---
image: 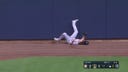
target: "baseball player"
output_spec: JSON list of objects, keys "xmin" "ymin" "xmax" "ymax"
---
[{"xmin": 54, "ymin": 19, "xmax": 89, "ymax": 45}]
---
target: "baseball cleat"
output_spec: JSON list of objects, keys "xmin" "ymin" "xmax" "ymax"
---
[{"xmin": 54, "ymin": 37, "xmax": 59, "ymax": 41}]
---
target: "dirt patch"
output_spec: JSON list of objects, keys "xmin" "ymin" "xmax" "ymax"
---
[{"xmin": 0, "ymin": 40, "xmax": 128, "ymax": 60}]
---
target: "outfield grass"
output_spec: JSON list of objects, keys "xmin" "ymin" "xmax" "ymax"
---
[{"xmin": 0, "ymin": 56, "xmax": 127, "ymax": 72}]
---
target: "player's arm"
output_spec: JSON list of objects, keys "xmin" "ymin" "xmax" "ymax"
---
[{"xmin": 79, "ymin": 35, "xmax": 86, "ymax": 42}]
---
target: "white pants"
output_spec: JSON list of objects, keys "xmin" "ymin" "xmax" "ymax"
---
[{"xmin": 57, "ymin": 20, "xmax": 78, "ymax": 44}]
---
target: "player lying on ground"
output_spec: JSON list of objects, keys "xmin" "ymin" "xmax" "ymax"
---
[{"xmin": 54, "ymin": 19, "xmax": 89, "ymax": 45}]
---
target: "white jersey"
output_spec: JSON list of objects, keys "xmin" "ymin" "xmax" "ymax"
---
[
  {"xmin": 72, "ymin": 39, "xmax": 80, "ymax": 45},
  {"xmin": 67, "ymin": 38, "xmax": 80, "ymax": 45}
]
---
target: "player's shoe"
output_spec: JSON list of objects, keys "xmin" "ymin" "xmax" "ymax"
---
[
  {"xmin": 72, "ymin": 19, "xmax": 79, "ymax": 23},
  {"xmin": 54, "ymin": 37, "xmax": 60, "ymax": 41}
]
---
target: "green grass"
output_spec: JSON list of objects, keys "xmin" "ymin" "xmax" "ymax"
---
[{"xmin": 0, "ymin": 56, "xmax": 127, "ymax": 72}]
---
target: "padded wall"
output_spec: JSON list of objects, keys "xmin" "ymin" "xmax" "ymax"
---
[{"xmin": 0, "ymin": 0, "xmax": 128, "ymax": 39}]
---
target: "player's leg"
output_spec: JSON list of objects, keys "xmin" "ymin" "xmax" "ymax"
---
[
  {"xmin": 54, "ymin": 32, "xmax": 71, "ymax": 41},
  {"xmin": 70, "ymin": 19, "xmax": 79, "ymax": 38}
]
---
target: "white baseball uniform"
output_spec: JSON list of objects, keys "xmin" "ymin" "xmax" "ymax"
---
[{"xmin": 54, "ymin": 19, "xmax": 80, "ymax": 45}]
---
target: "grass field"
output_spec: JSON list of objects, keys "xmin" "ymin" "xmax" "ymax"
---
[{"xmin": 0, "ymin": 56, "xmax": 127, "ymax": 72}]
